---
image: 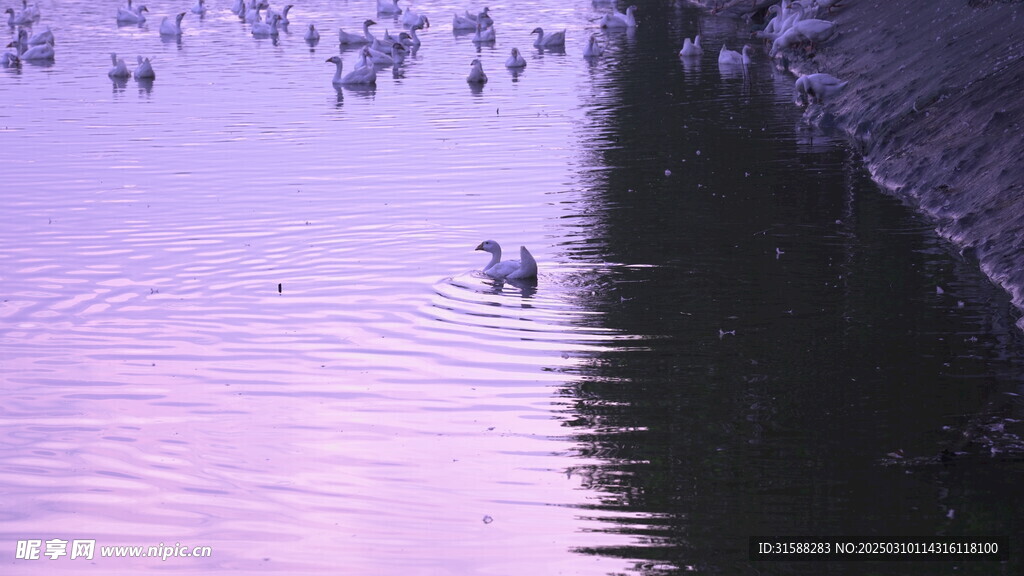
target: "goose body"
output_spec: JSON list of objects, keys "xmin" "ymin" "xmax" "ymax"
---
[
  {"xmin": 452, "ymin": 12, "xmax": 476, "ymax": 31},
  {"xmin": 266, "ymin": 4, "xmax": 292, "ymax": 25},
  {"xmin": 27, "ymin": 26, "xmax": 54, "ymax": 46},
  {"xmin": 795, "ymin": 73, "xmax": 847, "ymax": 105},
  {"xmin": 339, "ymin": 19, "xmax": 376, "ymax": 44},
  {"xmin": 251, "ymin": 14, "xmax": 281, "ymax": 37},
  {"xmin": 718, "ymin": 44, "xmax": 751, "ymax": 65},
  {"xmin": 107, "ymin": 52, "xmax": 130, "ymax": 78},
  {"xmin": 116, "ymin": 4, "xmax": 147, "ymax": 24},
  {"xmin": 466, "ymin": 58, "xmax": 487, "ymax": 83},
  {"xmin": 327, "ymin": 53, "xmax": 376, "ymax": 85},
  {"xmin": 304, "ymin": 24, "xmax": 320, "ymax": 43},
  {"xmin": 679, "ymin": 35, "xmax": 702, "ymax": 57},
  {"xmin": 472, "ymin": 21, "xmax": 495, "ymax": 43},
  {"xmin": 531, "ymin": 27, "xmax": 565, "ymax": 48},
  {"xmin": 134, "ymin": 55, "xmax": 155, "ymax": 79},
  {"xmin": 583, "ymin": 34, "xmax": 604, "ymax": 57},
  {"xmin": 377, "ymin": 0, "xmax": 401, "ymax": 15},
  {"xmin": 505, "ymin": 47, "xmax": 526, "ymax": 68},
  {"xmin": 476, "ymin": 240, "xmax": 538, "ymax": 280},
  {"xmin": 401, "ymin": 7, "xmax": 428, "ymax": 28},
  {"xmin": 191, "ymin": 0, "xmax": 206, "ymax": 15},
  {"xmin": 4, "ymin": 7, "xmax": 34, "ymax": 26},
  {"xmin": 160, "ymin": 12, "xmax": 185, "ymax": 36},
  {"xmin": 19, "ymin": 39, "xmax": 54, "ymax": 61},
  {"xmin": 364, "ymin": 42, "xmax": 404, "ymax": 66},
  {"xmin": 600, "ymin": 5, "xmax": 636, "ymax": 28}
]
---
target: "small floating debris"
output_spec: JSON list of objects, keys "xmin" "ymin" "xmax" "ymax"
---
[
  {"xmin": 482, "ymin": 515, "xmax": 493, "ymax": 524},
  {"xmin": 936, "ymin": 285, "xmax": 944, "ymax": 295},
  {"xmin": 665, "ymin": 169, "xmax": 672, "ymax": 176},
  {"xmin": 718, "ymin": 329, "xmax": 735, "ymax": 339},
  {"xmin": 278, "ymin": 283, "xmax": 283, "ymax": 294}
]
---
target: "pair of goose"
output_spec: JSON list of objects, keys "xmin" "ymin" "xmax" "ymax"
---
[
  {"xmin": 106, "ymin": 54, "xmax": 154, "ymax": 80},
  {"xmin": 452, "ymin": 7, "xmax": 491, "ymax": 31},
  {"xmin": 4, "ymin": 0, "xmax": 39, "ymax": 26},
  {"xmin": 5, "ymin": 27, "xmax": 54, "ymax": 62}
]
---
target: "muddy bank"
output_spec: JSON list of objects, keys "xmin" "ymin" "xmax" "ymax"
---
[{"xmin": 700, "ymin": 0, "xmax": 1024, "ymax": 326}]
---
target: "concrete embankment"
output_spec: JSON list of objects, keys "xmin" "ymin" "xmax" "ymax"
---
[{"xmin": 702, "ymin": 0, "xmax": 1024, "ymax": 326}]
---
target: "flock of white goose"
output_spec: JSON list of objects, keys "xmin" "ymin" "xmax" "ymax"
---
[{"xmin": 4, "ymin": 0, "xmax": 848, "ymax": 102}]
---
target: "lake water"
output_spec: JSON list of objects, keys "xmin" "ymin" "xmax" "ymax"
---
[{"xmin": 2, "ymin": 0, "xmax": 1023, "ymax": 574}]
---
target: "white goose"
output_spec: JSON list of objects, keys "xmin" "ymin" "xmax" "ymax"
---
[
  {"xmin": 363, "ymin": 42, "xmax": 404, "ymax": 66},
  {"xmin": 377, "ymin": 0, "xmax": 401, "ymax": 15},
  {"xmin": 3, "ymin": 6, "xmax": 33, "ymax": 26},
  {"xmin": 251, "ymin": 14, "xmax": 281, "ymax": 37},
  {"xmin": 1, "ymin": 45, "xmax": 18, "ymax": 67},
  {"xmin": 326, "ymin": 53, "xmax": 376, "ymax": 85},
  {"xmin": 107, "ymin": 52, "xmax": 130, "ymax": 78},
  {"xmin": 191, "ymin": 0, "xmax": 206, "ymax": 15},
  {"xmin": 679, "ymin": 35, "xmax": 702, "ymax": 57},
  {"xmin": 505, "ymin": 47, "xmax": 526, "ymax": 68},
  {"xmin": 452, "ymin": 12, "xmax": 476, "ymax": 31},
  {"xmin": 19, "ymin": 0, "xmax": 40, "ymax": 21},
  {"xmin": 134, "ymin": 55, "xmax": 155, "ymax": 79},
  {"xmin": 304, "ymin": 24, "xmax": 320, "ymax": 43},
  {"xmin": 600, "ymin": 5, "xmax": 636, "ymax": 29},
  {"xmin": 27, "ymin": 26, "xmax": 54, "ymax": 46},
  {"xmin": 718, "ymin": 44, "xmax": 751, "ymax": 65},
  {"xmin": 531, "ymin": 27, "xmax": 565, "ymax": 48},
  {"xmin": 467, "ymin": 7, "xmax": 492, "ymax": 27},
  {"xmin": 795, "ymin": 73, "xmax": 847, "ymax": 105},
  {"xmin": 266, "ymin": 4, "xmax": 293, "ymax": 25},
  {"xmin": 16, "ymin": 31, "xmax": 53, "ymax": 61},
  {"xmin": 338, "ymin": 19, "xmax": 376, "ymax": 44},
  {"xmin": 583, "ymin": 34, "xmax": 604, "ymax": 57},
  {"xmin": 406, "ymin": 23, "xmax": 424, "ymax": 47},
  {"xmin": 476, "ymin": 241, "xmax": 538, "ymax": 280},
  {"xmin": 160, "ymin": 12, "xmax": 186, "ymax": 36},
  {"xmin": 466, "ymin": 58, "xmax": 487, "ymax": 83},
  {"xmin": 472, "ymin": 21, "xmax": 495, "ymax": 43},
  {"xmin": 401, "ymin": 6, "xmax": 428, "ymax": 28},
  {"xmin": 116, "ymin": 4, "xmax": 147, "ymax": 24}
]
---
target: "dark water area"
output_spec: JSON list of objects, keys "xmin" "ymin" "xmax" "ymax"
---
[{"xmin": 556, "ymin": 5, "xmax": 1024, "ymax": 574}]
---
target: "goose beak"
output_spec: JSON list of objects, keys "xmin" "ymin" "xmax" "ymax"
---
[{"xmin": 475, "ymin": 243, "xmax": 485, "ymax": 251}]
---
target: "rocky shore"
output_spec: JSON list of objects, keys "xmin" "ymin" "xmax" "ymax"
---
[{"xmin": 700, "ymin": 0, "xmax": 1024, "ymax": 327}]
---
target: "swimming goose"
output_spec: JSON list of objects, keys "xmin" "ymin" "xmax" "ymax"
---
[
  {"xmin": 107, "ymin": 52, "xmax": 130, "ymax": 78},
  {"xmin": 406, "ymin": 23, "xmax": 424, "ymax": 47},
  {"xmin": 472, "ymin": 21, "xmax": 495, "ymax": 43},
  {"xmin": 16, "ymin": 32, "xmax": 53, "ymax": 61},
  {"xmin": 304, "ymin": 24, "xmax": 320, "ymax": 43},
  {"xmin": 363, "ymin": 42, "xmax": 404, "ymax": 66},
  {"xmin": 476, "ymin": 241, "xmax": 538, "ymax": 280},
  {"xmin": 452, "ymin": 12, "xmax": 476, "ymax": 31},
  {"xmin": 600, "ymin": 5, "xmax": 636, "ymax": 29},
  {"xmin": 1, "ymin": 46, "xmax": 18, "ymax": 67},
  {"xmin": 134, "ymin": 55, "xmax": 155, "ymax": 79},
  {"xmin": 266, "ymin": 4, "xmax": 292, "ymax": 25},
  {"xmin": 505, "ymin": 47, "xmax": 526, "ymax": 68},
  {"xmin": 794, "ymin": 73, "xmax": 847, "ymax": 105},
  {"xmin": 466, "ymin": 58, "xmax": 487, "ymax": 83},
  {"xmin": 531, "ymin": 27, "xmax": 565, "ymax": 48},
  {"xmin": 401, "ymin": 6, "xmax": 428, "ymax": 28},
  {"xmin": 191, "ymin": 0, "xmax": 206, "ymax": 15},
  {"xmin": 377, "ymin": 0, "xmax": 401, "ymax": 15},
  {"xmin": 338, "ymin": 19, "xmax": 376, "ymax": 44},
  {"xmin": 160, "ymin": 12, "xmax": 186, "ymax": 36},
  {"xmin": 380, "ymin": 29, "xmax": 411, "ymax": 48},
  {"xmin": 718, "ymin": 44, "xmax": 751, "ymax": 65},
  {"xmin": 467, "ymin": 7, "xmax": 492, "ymax": 27},
  {"xmin": 583, "ymin": 34, "xmax": 604, "ymax": 57},
  {"xmin": 326, "ymin": 53, "xmax": 376, "ymax": 85},
  {"xmin": 679, "ymin": 35, "xmax": 702, "ymax": 57},
  {"xmin": 251, "ymin": 13, "xmax": 281, "ymax": 37},
  {"xmin": 27, "ymin": 26, "xmax": 54, "ymax": 46},
  {"xmin": 20, "ymin": 0, "xmax": 40, "ymax": 21},
  {"xmin": 116, "ymin": 4, "xmax": 147, "ymax": 24},
  {"xmin": 3, "ymin": 8, "xmax": 29, "ymax": 26}
]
